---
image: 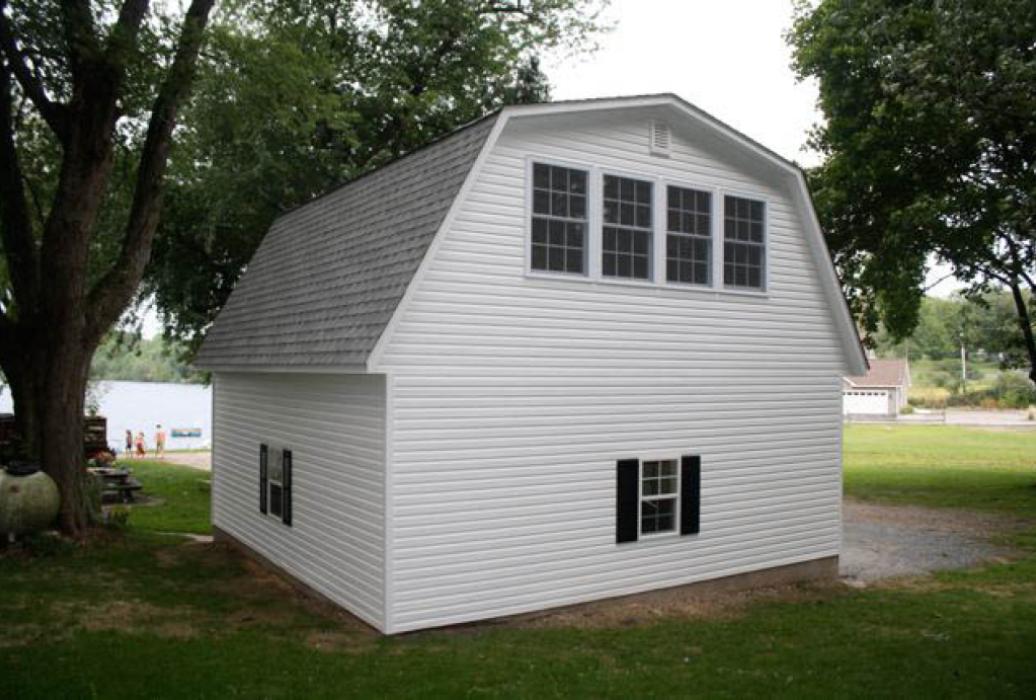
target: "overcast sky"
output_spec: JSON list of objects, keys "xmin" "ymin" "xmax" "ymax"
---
[
  {"xmin": 140, "ymin": 1, "xmax": 954, "ymax": 339},
  {"xmin": 545, "ymin": 0, "xmax": 822, "ymax": 167},
  {"xmin": 545, "ymin": 0, "xmax": 960, "ymax": 297}
]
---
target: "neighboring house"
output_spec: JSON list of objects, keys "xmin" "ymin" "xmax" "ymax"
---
[
  {"xmin": 195, "ymin": 94, "xmax": 867, "ymax": 634},
  {"xmin": 842, "ymin": 358, "xmax": 911, "ymax": 417}
]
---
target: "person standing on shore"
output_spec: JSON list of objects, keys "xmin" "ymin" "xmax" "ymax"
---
[
  {"xmin": 125, "ymin": 430, "xmax": 133, "ymax": 458},
  {"xmin": 135, "ymin": 431, "xmax": 146, "ymax": 458},
  {"xmin": 154, "ymin": 425, "xmax": 167, "ymax": 459}
]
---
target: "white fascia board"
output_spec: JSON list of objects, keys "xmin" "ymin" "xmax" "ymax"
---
[
  {"xmin": 198, "ymin": 363, "xmax": 369, "ymax": 375},
  {"xmin": 791, "ymin": 170, "xmax": 868, "ymax": 376}
]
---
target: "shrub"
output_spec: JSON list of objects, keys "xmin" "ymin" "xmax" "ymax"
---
[
  {"xmin": 104, "ymin": 506, "xmax": 131, "ymax": 531},
  {"xmin": 899, "ymin": 404, "xmax": 914, "ymax": 415},
  {"xmin": 993, "ymin": 372, "xmax": 1036, "ymax": 409}
]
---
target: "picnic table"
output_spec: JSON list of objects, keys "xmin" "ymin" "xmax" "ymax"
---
[{"xmin": 89, "ymin": 466, "xmax": 143, "ymax": 503}]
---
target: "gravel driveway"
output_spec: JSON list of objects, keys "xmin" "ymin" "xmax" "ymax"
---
[{"xmin": 841, "ymin": 499, "xmax": 1020, "ymax": 583}]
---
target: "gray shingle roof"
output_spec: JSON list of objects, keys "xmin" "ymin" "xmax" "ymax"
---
[
  {"xmin": 195, "ymin": 114, "xmax": 498, "ymax": 369},
  {"xmin": 845, "ymin": 358, "xmax": 910, "ymax": 388}
]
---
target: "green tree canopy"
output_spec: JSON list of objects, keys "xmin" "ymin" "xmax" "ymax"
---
[
  {"xmin": 145, "ymin": 0, "xmax": 607, "ymax": 353},
  {"xmin": 789, "ymin": 0, "xmax": 1036, "ymax": 383}
]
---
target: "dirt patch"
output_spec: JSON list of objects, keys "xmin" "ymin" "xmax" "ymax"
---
[
  {"xmin": 164, "ymin": 452, "xmax": 211, "ymax": 470},
  {"xmin": 446, "ymin": 501, "xmax": 1031, "ymax": 633},
  {"xmin": 50, "ymin": 599, "xmax": 200, "ymax": 640},
  {"xmin": 455, "ymin": 578, "xmax": 845, "ymax": 634},
  {"xmin": 304, "ymin": 630, "xmax": 373, "ymax": 653},
  {"xmin": 841, "ymin": 499, "xmax": 1027, "ymax": 584}
]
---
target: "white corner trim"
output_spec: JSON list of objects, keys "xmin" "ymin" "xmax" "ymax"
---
[
  {"xmin": 791, "ymin": 170, "xmax": 868, "ymax": 376},
  {"xmin": 366, "ymin": 114, "xmax": 510, "ymax": 371},
  {"xmin": 382, "ymin": 370, "xmax": 395, "ymax": 633}
]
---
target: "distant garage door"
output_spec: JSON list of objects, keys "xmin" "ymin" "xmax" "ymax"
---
[{"xmin": 843, "ymin": 390, "xmax": 890, "ymax": 415}]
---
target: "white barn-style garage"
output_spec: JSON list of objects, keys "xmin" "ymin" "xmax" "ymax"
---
[
  {"xmin": 195, "ymin": 94, "xmax": 867, "ymax": 634},
  {"xmin": 842, "ymin": 358, "xmax": 911, "ymax": 418}
]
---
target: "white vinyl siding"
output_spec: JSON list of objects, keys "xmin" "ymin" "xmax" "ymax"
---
[
  {"xmin": 212, "ymin": 372, "xmax": 385, "ymax": 628},
  {"xmin": 375, "ymin": 108, "xmax": 847, "ymax": 633}
]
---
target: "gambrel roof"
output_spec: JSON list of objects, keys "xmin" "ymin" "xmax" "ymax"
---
[
  {"xmin": 194, "ymin": 114, "xmax": 498, "ymax": 369},
  {"xmin": 196, "ymin": 94, "xmax": 867, "ymax": 375}
]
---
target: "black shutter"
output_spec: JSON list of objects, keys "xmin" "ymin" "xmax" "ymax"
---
[
  {"xmin": 680, "ymin": 455, "xmax": 701, "ymax": 535},
  {"xmin": 616, "ymin": 458, "xmax": 639, "ymax": 543},
  {"xmin": 281, "ymin": 449, "xmax": 292, "ymax": 526},
  {"xmin": 259, "ymin": 444, "xmax": 268, "ymax": 514}
]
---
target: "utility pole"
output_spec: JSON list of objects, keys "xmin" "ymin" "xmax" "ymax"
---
[
  {"xmin": 959, "ymin": 302, "xmax": 968, "ymax": 395},
  {"xmin": 960, "ymin": 332, "xmax": 967, "ymax": 394}
]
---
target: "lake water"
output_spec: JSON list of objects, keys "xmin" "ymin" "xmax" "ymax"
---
[{"xmin": 0, "ymin": 380, "xmax": 212, "ymax": 451}]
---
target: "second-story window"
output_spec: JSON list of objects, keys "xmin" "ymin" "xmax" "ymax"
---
[
  {"xmin": 723, "ymin": 195, "xmax": 765, "ymax": 289},
  {"xmin": 666, "ymin": 186, "xmax": 712, "ymax": 285},
  {"xmin": 603, "ymin": 175, "xmax": 653, "ymax": 280},
  {"xmin": 531, "ymin": 163, "xmax": 588, "ymax": 274}
]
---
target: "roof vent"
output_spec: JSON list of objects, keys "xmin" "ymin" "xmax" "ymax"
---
[{"xmin": 649, "ymin": 120, "xmax": 671, "ymax": 157}]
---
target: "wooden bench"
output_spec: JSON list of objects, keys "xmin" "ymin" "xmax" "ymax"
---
[
  {"xmin": 90, "ymin": 467, "xmax": 144, "ymax": 503},
  {"xmin": 103, "ymin": 479, "xmax": 143, "ymax": 503}
]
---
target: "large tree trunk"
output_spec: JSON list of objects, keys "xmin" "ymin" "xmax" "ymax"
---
[
  {"xmin": 0, "ymin": 0, "xmax": 216, "ymax": 536},
  {"xmin": 1008, "ymin": 282, "xmax": 1036, "ymax": 386},
  {"xmin": 8, "ymin": 362, "xmax": 41, "ymax": 458},
  {"xmin": 39, "ymin": 341, "xmax": 95, "ymax": 533},
  {"xmin": 0, "ymin": 333, "xmax": 43, "ymax": 458}
]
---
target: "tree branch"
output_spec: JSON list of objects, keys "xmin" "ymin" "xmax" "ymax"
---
[
  {"xmin": 60, "ymin": 0, "xmax": 100, "ymax": 86},
  {"xmin": 104, "ymin": 0, "xmax": 150, "ymax": 71},
  {"xmin": 0, "ymin": 1, "xmax": 68, "ymax": 139},
  {"xmin": 0, "ymin": 60, "xmax": 39, "ymax": 314},
  {"xmin": 85, "ymin": 0, "xmax": 215, "ymax": 343}
]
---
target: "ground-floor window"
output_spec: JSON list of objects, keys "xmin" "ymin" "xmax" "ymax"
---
[
  {"xmin": 640, "ymin": 459, "xmax": 679, "ymax": 535},
  {"xmin": 617, "ymin": 455, "xmax": 700, "ymax": 543}
]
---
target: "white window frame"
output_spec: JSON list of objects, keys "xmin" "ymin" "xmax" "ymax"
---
[
  {"xmin": 524, "ymin": 157, "xmax": 592, "ymax": 278},
  {"xmin": 600, "ymin": 169, "xmax": 656, "ymax": 282},
  {"xmin": 523, "ymin": 155, "xmax": 770, "ymax": 297},
  {"xmin": 721, "ymin": 192, "xmax": 769, "ymax": 292},
  {"xmin": 638, "ymin": 457, "xmax": 681, "ymax": 538},
  {"xmin": 266, "ymin": 446, "xmax": 284, "ymax": 520},
  {"xmin": 663, "ymin": 181, "xmax": 718, "ymax": 289}
]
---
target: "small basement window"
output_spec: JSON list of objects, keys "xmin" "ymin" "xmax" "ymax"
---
[
  {"xmin": 531, "ymin": 162, "xmax": 588, "ymax": 274},
  {"xmin": 723, "ymin": 195, "xmax": 765, "ymax": 289},
  {"xmin": 603, "ymin": 174, "xmax": 653, "ymax": 280},
  {"xmin": 641, "ymin": 459, "xmax": 679, "ymax": 535},
  {"xmin": 268, "ymin": 447, "xmax": 284, "ymax": 518}
]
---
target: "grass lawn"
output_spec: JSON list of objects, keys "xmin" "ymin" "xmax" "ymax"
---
[
  {"xmin": 116, "ymin": 460, "xmax": 212, "ymax": 535},
  {"xmin": 2, "ymin": 427, "xmax": 1035, "ymax": 698}
]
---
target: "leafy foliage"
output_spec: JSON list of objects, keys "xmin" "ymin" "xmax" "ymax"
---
[
  {"xmin": 875, "ymin": 292, "xmax": 1033, "ymax": 368},
  {"xmin": 90, "ymin": 334, "xmax": 206, "ymax": 384},
  {"xmin": 146, "ymin": 0, "xmax": 608, "ymax": 353},
  {"xmin": 788, "ymin": 0, "xmax": 1036, "ymax": 381}
]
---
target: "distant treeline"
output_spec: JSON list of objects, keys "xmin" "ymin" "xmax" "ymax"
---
[
  {"xmin": 874, "ymin": 291, "xmax": 1030, "ymax": 368},
  {"xmin": 90, "ymin": 335, "xmax": 206, "ymax": 384}
]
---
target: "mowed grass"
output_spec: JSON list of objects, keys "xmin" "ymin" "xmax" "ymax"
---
[
  {"xmin": 1, "ymin": 427, "xmax": 1035, "ymax": 698},
  {"xmin": 844, "ymin": 425, "xmax": 1036, "ymax": 518},
  {"xmin": 119, "ymin": 459, "xmax": 212, "ymax": 535}
]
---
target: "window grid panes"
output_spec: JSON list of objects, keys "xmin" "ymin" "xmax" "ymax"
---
[
  {"xmin": 666, "ymin": 186, "xmax": 712, "ymax": 285},
  {"xmin": 268, "ymin": 448, "xmax": 284, "ymax": 517},
  {"xmin": 531, "ymin": 163, "xmax": 588, "ymax": 274},
  {"xmin": 723, "ymin": 195, "xmax": 765, "ymax": 289},
  {"xmin": 641, "ymin": 459, "xmax": 678, "ymax": 534},
  {"xmin": 603, "ymin": 175, "xmax": 653, "ymax": 280}
]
